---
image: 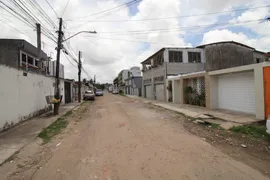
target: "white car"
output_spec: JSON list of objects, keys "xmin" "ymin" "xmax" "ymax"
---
[{"xmin": 112, "ymin": 89, "xmax": 119, "ymax": 94}]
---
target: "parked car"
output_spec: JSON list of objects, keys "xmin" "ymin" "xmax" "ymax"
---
[
  {"xmin": 83, "ymin": 90, "xmax": 95, "ymax": 101},
  {"xmin": 95, "ymin": 89, "xmax": 103, "ymax": 96},
  {"xmin": 112, "ymin": 89, "xmax": 119, "ymax": 94}
]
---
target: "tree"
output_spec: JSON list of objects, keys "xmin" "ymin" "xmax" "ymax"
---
[
  {"xmin": 82, "ymin": 78, "xmax": 87, "ymax": 84},
  {"xmin": 89, "ymin": 79, "xmax": 93, "ymax": 84}
]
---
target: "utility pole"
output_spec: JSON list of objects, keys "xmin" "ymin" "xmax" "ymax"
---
[
  {"xmin": 54, "ymin": 18, "xmax": 63, "ymax": 115},
  {"xmin": 78, "ymin": 51, "xmax": 82, "ymax": 103},
  {"xmin": 36, "ymin": 23, "xmax": 42, "ymax": 69}
]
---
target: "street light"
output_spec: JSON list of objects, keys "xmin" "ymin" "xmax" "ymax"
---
[{"xmin": 63, "ymin": 31, "xmax": 97, "ymax": 42}]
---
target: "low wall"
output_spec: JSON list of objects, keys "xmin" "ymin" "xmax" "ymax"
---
[{"xmin": 0, "ymin": 65, "xmax": 65, "ymax": 131}]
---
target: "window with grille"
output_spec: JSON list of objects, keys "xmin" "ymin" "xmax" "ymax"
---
[
  {"xmin": 169, "ymin": 51, "xmax": 183, "ymax": 62},
  {"xmin": 188, "ymin": 52, "xmax": 201, "ymax": 63},
  {"xmin": 22, "ymin": 53, "xmax": 27, "ymax": 63},
  {"xmin": 28, "ymin": 56, "xmax": 35, "ymax": 65}
]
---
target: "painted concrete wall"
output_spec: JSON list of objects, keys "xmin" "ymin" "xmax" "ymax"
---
[
  {"xmin": 0, "ymin": 65, "xmax": 65, "ymax": 131},
  {"xmin": 122, "ymin": 70, "xmax": 129, "ymax": 82},
  {"xmin": 208, "ymin": 63, "xmax": 268, "ymax": 119},
  {"xmin": 166, "ymin": 63, "xmax": 205, "ymax": 75},
  {"xmin": 172, "ymin": 80, "xmax": 181, "ymax": 103},
  {"xmin": 130, "ymin": 66, "xmax": 141, "ymax": 77}
]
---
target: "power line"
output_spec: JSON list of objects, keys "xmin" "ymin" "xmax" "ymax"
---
[
  {"xmin": 44, "ymin": 0, "xmax": 58, "ymax": 18},
  {"xmin": 61, "ymin": 0, "xmax": 70, "ymax": 17},
  {"xmin": 86, "ymin": 36, "xmax": 184, "ymax": 46},
  {"xmin": 63, "ymin": 51, "xmax": 77, "ymax": 67},
  {"xmin": 28, "ymin": 0, "xmax": 57, "ymax": 28},
  {"xmin": 4, "ymin": 0, "xmax": 58, "ymax": 43},
  {"xmin": 0, "ymin": 18, "xmax": 31, "ymax": 36},
  {"xmin": 92, "ymin": 18, "xmax": 266, "ymax": 36},
  {"xmin": 69, "ymin": 4, "xmax": 270, "ymax": 23},
  {"xmin": 0, "ymin": 2, "xmax": 35, "ymax": 28},
  {"xmin": 66, "ymin": 0, "xmax": 141, "ymax": 21}
]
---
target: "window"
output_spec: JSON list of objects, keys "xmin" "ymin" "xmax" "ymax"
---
[
  {"xmin": 27, "ymin": 56, "xmax": 34, "ymax": 65},
  {"xmin": 35, "ymin": 59, "xmax": 39, "ymax": 67},
  {"xmin": 169, "ymin": 51, "xmax": 182, "ymax": 62},
  {"xmin": 188, "ymin": 52, "xmax": 201, "ymax": 63},
  {"xmin": 256, "ymin": 58, "xmax": 260, "ymax": 63},
  {"xmin": 22, "ymin": 53, "xmax": 27, "ymax": 63}
]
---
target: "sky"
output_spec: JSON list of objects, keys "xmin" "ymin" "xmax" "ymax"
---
[{"xmin": 0, "ymin": 0, "xmax": 270, "ymax": 83}]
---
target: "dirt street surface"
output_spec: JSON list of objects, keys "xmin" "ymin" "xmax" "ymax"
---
[{"xmin": 1, "ymin": 93, "xmax": 269, "ymax": 180}]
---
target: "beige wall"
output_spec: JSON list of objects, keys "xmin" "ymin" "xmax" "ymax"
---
[
  {"xmin": 254, "ymin": 65, "xmax": 265, "ymax": 119},
  {"xmin": 208, "ymin": 63, "xmax": 267, "ymax": 119},
  {"xmin": 167, "ymin": 63, "xmax": 268, "ymax": 119}
]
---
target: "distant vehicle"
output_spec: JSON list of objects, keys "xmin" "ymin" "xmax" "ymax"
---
[
  {"xmin": 112, "ymin": 89, "xmax": 119, "ymax": 94},
  {"xmin": 109, "ymin": 86, "xmax": 113, "ymax": 92},
  {"xmin": 83, "ymin": 90, "xmax": 95, "ymax": 101},
  {"xmin": 95, "ymin": 89, "xmax": 103, "ymax": 96}
]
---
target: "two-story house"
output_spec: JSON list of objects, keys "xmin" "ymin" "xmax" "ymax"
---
[
  {"xmin": 124, "ymin": 66, "xmax": 142, "ymax": 96},
  {"xmin": 141, "ymin": 47, "xmax": 205, "ymax": 101},
  {"xmin": 165, "ymin": 41, "xmax": 268, "ymax": 120},
  {"xmin": 118, "ymin": 69, "xmax": 129, "ymax": 92}
]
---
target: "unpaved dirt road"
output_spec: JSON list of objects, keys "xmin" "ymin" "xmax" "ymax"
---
[{"xmin": 3, "ymin": 93, "xmax": 270, "ymax": 180}]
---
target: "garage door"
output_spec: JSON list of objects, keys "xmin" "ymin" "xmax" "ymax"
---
[
  {"xmin": 217, "ymin": 71, "xmax": 255, "ymax": 114},
  {"xmin": 155, "ymin": 84, "xmax": 164, "ymax": 101},
  {"xmin": 145, "ymin": 85, "xmax": 152, "ymax": 99}
]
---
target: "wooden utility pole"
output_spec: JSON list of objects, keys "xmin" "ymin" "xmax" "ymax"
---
[
  {"xmin": 54, "ymin": 18, "xmax": 63, "ymax": 115},
  {"xmin": 78, "ymin": 51, "xmax": 82, "ymax": 103},
  {"xmin": 36, "ymin": 23, "xmax": 42, "ymax": 69}
]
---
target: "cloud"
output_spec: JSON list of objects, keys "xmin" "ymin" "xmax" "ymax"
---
[
  {"xmin": 0, "ymin": 0, "xmax": 270, "ymax": 83},
  {"xmin": 202, "ymin": 29, "xmax": 270, "ymax": 51}
]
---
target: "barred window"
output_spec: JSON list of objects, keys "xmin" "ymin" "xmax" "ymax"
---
[
  {"xmin": 188, "ymin": 52, "xmax": 201, "ymax": 63},
  {"xmin": 169, "ymin": 51, "xmax": 183, "ymax": 62}
]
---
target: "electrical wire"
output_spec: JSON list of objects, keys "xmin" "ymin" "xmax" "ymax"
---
[
  {"xmin": 0, "ymin": 2, "xmax": 35, "ymax": 28},
  {"xmin": 66, "ymin": 0, "xmax": 141, "ymax": 21},
  {"xmin": 82, "ymin": 67, "xmax": 91, "ymax": 79},
  {"xmin": 0, "ymin": 18, "xmax": 32, "ymax": 36},
  {"xmin": 61, "ymin": 0, "xmax": 71, "ymax": 17},
  {"xmin": 44, "ymin": 0, "xmax": 58, "ymax": 18},
  {"xmin": 5, "ymin": 0, "xmax": 58, "ymax": 43},
  {"xmin": 69, "ymin": 4, "xmax": 270, "ymax": 23},
  {"xmin": 27, "ymin": 0, "xmax": 57, "ymax": 28},
  {"xmin": 91, "ymin": 18, "xmax": 266, "ymax": 36},
  {"xmin": 63, "ymin": 51, "xmax": 77, "ymax": 67},
  {"xmin": 86, "ymin": 36, "xmax": 185, "ymax": 46}
]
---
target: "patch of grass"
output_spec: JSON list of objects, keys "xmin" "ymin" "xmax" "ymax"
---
[
  {"xmin": 119, "ymin": 92, "xmax": 125, "ymax": 96},
  {"xmin": 230, "ymin": 125, "xmax": 270, "ymax": 140},
  {"xmin": 210, "ymin": 123, "xmax": 222, "ymax": 129},
  {"xmin": 83, "ymin": 100, "xmax": 92, "ymax": 104},
  {"xmin": 38, "ymin": 111, "xmax": 72, "ymax": 143}
]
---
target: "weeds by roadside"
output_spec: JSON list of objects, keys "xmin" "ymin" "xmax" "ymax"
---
[
  {"xmin": 38, "ymin": 111, "xmax": 72, "ymax": 143},
  {"xmin": 230, "ymin": 125, "xmax": 270, "ymax": 140}
]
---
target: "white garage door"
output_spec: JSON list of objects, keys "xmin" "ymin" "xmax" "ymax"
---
[
  {"xmin": 145, "ymin": 85, "xmax": 152, "ymax": 99},
  {"xmin": 155, "ymin": 84, "xmax": 164, "ymax": 101},
  {"xmin": 217, "ymin": 71, "xmax": 255, "ymax": 114}
]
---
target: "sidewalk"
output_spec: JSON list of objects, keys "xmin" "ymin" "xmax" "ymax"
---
[
  {"xmin": 0, "ymin": 103, "xmax": 79, "ymax": 165},
  {"xmin": 127, "ymin": 95, "xmax": 259, "ymax": 128}
]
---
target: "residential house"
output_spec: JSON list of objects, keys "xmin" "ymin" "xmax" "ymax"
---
[
  {"xmin": 118, "ymin": 69, "xmax": 129, "ymax": 92},
  {"xmin": 167, "ymin": 41, "xmax": 268, "ymax": 120},
  {"xmin": 0, "ymin": 39, "xmax": 66, "ymax": 131},
  {"xmin": 125, "ymin": 66, "xmax": 142, "ymax": 96},
  {"xmin": 141, "ymin": 47, "xmax": 205, "ymax": 101}
]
